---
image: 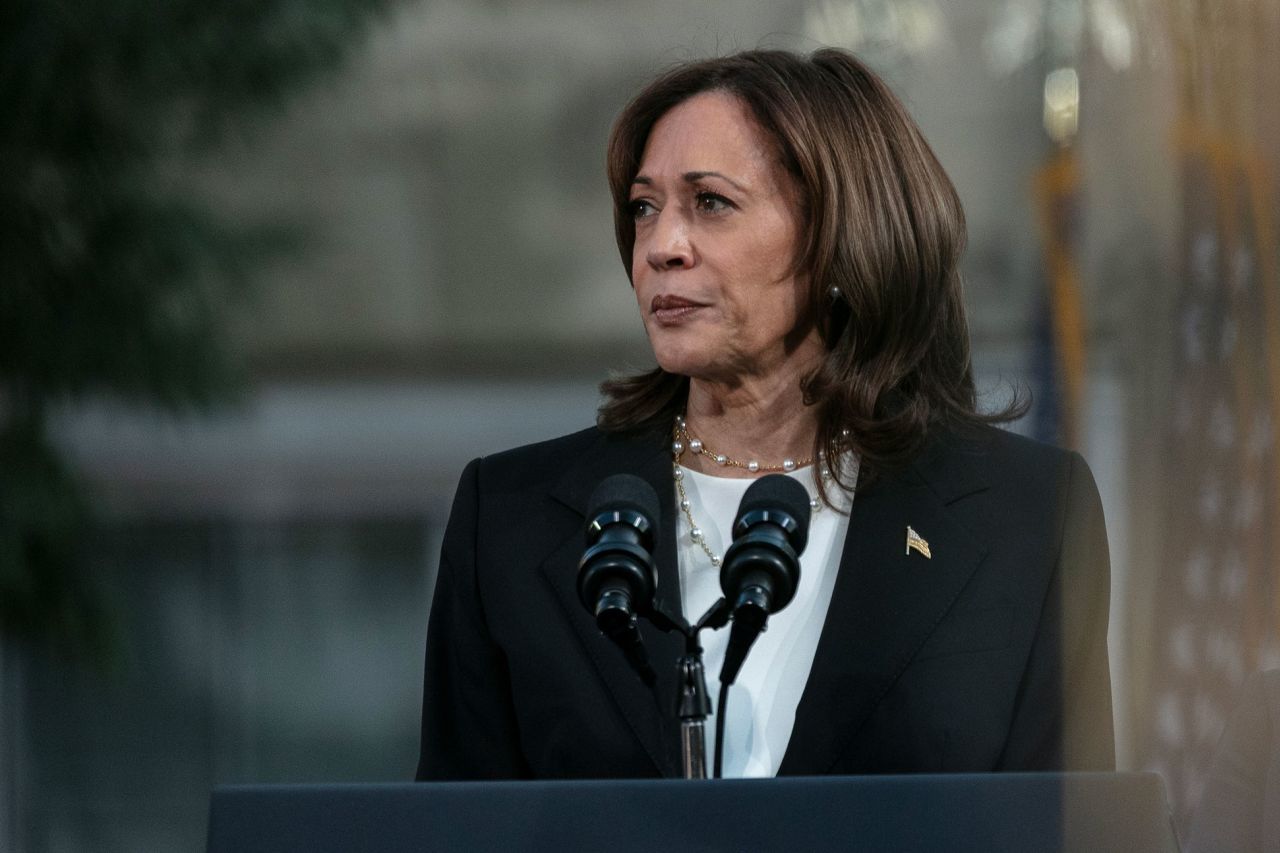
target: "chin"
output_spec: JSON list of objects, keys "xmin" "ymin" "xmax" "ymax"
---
[
  {"xmin": 650, "ymin": 344, "xmax": 712, "ymax": 379},
  {"xmin": 645, "ymin": 323, "xmax": 736, "ymax": 380}
]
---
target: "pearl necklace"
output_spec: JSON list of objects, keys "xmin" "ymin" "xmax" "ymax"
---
[
  {"xmin": 672, "ymin": 416, "xmax": 813, "ymax": 473},
  {"xmin": 671, "ymin": 415, "xmax": 828, "ymax": 569}
]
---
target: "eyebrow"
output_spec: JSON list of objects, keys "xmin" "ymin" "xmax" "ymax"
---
[{"xmin": 631, "ymin": 171, "xmax": 749, "ymax": 193}]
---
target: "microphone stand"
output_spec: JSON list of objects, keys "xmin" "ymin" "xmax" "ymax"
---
[
  {"xmin": 650, "ymin": 599, "xmax": 732, "ymax": 779},
  {"xmin": 676, "ymin": 649, "xmax": 710, "ymax": 779}
]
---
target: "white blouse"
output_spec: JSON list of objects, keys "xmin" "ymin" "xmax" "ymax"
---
[{"xmin": 675, "ymin": 462, "xmax": 854, "ymax": 777}]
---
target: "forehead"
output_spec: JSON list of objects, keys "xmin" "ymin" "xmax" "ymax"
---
[{"xmin": 637, "ymin": 91, "xmax": 784, "ymax": 186}]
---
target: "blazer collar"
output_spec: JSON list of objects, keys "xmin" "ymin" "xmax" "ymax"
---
[
  {"xmin": 540, "ymin": 427, "xmax": 687, "ymax": 776},
  {"xmin": 778, "ymin": 428, "xmax": 991, "ymax": 775}
]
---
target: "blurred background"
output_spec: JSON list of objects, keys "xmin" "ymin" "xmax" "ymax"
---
[{"xmin": 2, "ymin": 0, "xmax": 1277, "ymax": 849}]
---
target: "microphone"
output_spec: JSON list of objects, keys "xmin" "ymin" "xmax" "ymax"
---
[
  {"xmin": 718, "ymin": 474, "xmax": 811, "ymax": 685},
  {"xmin": 577, "ymin": 474, "xmax": 660, "ymax": 685}
]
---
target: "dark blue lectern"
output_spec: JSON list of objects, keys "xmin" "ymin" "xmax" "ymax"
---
[{"xmin": 207, "ymin": 773, "xmax": 1178, "ymax": 853}]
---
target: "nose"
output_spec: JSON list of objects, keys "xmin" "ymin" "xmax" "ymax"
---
[{"xmin": 643, "ymin": 211, "xmax": 695, "ymax": 271}]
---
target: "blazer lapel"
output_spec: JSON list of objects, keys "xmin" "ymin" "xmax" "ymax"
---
[
  {"xmin": 779, "ymin": 433, "xmax": 990, "ymax": 775},
  {"xmin": 539, "ymin": 428, "xmax": 686, "ymax": 777}
]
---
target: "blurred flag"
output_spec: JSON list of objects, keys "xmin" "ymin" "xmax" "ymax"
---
[
  {"xmin": 1030, "ymin": 146, "xmax": 1087, "ymax": 448},
  {"xmin": 1140, "ymin": 121, "xmax": 1280, "ymax": 830}
]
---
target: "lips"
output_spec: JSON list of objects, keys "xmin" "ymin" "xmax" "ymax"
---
[
  {"xmin": 651, "ymin": 294, "xmax": 703, "ymax": 311},
  {"xmin": 650, "ymin": 294, "xmax": 707, "ymax": 324}
]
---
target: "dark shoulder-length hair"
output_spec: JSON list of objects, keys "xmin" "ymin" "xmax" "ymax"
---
[{"xmin": 598, "ymin": 48, "xmax": 1021, "ymax": 491}]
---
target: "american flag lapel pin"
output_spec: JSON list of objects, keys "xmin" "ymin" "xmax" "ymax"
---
[{"xmin": 905, "ymin": 525, "xmax": 931, "ymax": 559}]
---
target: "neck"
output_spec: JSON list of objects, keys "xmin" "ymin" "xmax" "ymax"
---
[{"xmin": 681, "ymin": 371, "xmax": 819, "ymax": 478}]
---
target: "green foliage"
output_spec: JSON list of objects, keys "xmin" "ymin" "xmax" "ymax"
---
[
  {"xmin": 0, "ymin": 419, "xmax": 113, "ymax": 657},
  {"xmin": 0, "ymin": 0, "xmax": 391, "ymax": 658}
]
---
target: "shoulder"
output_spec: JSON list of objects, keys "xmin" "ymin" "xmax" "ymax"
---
[
  {"xmin": 443, "ymin": 427, "xmax": 602, "ymax": 521},
  {"xmin": 465, "ymin": 425, "xmax": 665, "ymax": 508},
  {"xmin": 440, "ymin": 427, "xmax": 608, "ymax": 573},
  {"xmin": 915, "ymin": 423, "xmax": 1107, "ymax": 569},
  {"xmin": 916, "ymin": 422, "xmax": 1093, "ymax": 502},
  {"xmin": 474, "ymin": 426, "xmax": 604, "ymax": 488},
  {"xmin": 935, "ymin": 422, "xmax": 1077, "ymax": 471}
]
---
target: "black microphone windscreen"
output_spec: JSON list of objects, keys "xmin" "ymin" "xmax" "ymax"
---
[
  {"xmin": 586, "ymin": 473, "xmax": 661, "ymax": 524},
  {"xmin": 734, "ymin": 474, "xmax": 811, "ymax": 552}
]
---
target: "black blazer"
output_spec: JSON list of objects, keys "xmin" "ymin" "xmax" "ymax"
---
[{"xmin": 416, "ymin": 423, "xmax": 1115, "ymax": 780}]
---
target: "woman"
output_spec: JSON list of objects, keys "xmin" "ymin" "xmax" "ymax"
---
[{"xmin": 416, "ymin": 48, "xmax": 1114, "ymax": 780}]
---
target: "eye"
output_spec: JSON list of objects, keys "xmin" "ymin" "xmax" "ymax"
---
[
  {"xmin": 629, "ymin": 198, "xmax": 657, "ymax": 220},
  {"xmin": 695, "ymin": 192, "xmax": 733, "ymax": 214}
]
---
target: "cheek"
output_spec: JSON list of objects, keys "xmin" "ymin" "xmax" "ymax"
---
[
  {"xmin": 742, "ymin": 281, "xmax": 806, "ymax": 347},
  {"xmin": 630, "ymin": 244, "xmax": 654, "ymax": 295},
  {"xmin": 631, "ymin": 271, "xmax": 652, "ymax": 312},
  {"xmin": 630, "ymin": 229, "xmax": 655, "ymax": 281}
]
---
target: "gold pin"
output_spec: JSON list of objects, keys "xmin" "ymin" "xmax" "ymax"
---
[{"xmin": 905, "ymin": 526, "xmax": 931, "ymax": 559}]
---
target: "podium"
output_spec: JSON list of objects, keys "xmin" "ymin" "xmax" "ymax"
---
[{"xmin": 207, "ymin": 773, "xmax": 1178, "ymax": 852}]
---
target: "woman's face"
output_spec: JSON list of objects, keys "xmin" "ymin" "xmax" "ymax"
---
[{"xmin": 629, "ymin": 91, "xmax": 820, "ymax": 386}]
